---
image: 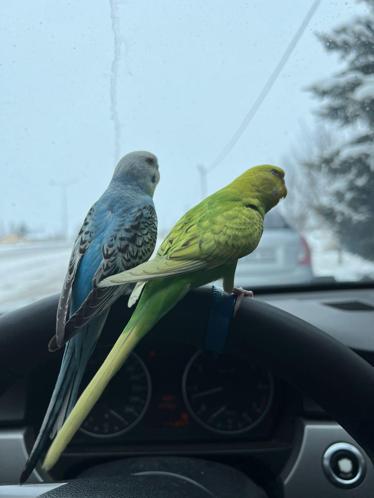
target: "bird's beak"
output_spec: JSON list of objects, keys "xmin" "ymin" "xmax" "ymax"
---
[{"xmin": 273, "ymin": 180, "xmax": 287, "ymax": 200}]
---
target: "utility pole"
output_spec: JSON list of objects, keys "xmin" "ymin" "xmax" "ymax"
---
[
  {"xmin": 50, "ymin": 179, "xmax": 77, "ymax": 240},
  {"xmin": 109, "ymin": 0, "xmax": 122, "ymax": 163},
  {"xmin": 197, "ymin": 164, "xmax": 208, "ymax": 199}
]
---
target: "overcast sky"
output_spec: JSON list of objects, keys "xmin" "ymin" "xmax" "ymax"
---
[{"xmin": 0, "ymin": 0, "xmax": 366, "ymax": 237}]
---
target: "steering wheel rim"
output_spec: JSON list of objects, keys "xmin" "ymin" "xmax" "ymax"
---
[
  {"xmin": 232, "ymin": 295, "xmax": 374, "ymax": 464},
  {"xmin": 150, "ymin": 286, "xmax": 374, "ymax": 464},
  {"xmin": 1, "ymin": 286, "xmax": 374, "ymax": 496}
]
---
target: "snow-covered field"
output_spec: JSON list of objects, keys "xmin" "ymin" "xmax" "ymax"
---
[
  {"xmin": 0, "ymin": 233, "xmax": 374, "ymax": 313},
  {"xmin": 0, "ymin": 241, "xmax": 71, "ymax": 313}
]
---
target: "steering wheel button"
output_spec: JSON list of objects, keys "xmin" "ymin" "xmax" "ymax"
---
[
  {"xmin": 336, "ymin": 456, "xmax": 353, "ymax": 475},
  {"xmin": 322, "ymin": 442, "xmax": 366, "ymax": 488}
]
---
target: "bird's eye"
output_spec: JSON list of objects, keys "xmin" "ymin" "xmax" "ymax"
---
[
  {"xmin": 145, "ymin": 157, "xmax": 155, "ymax": 165},
  {"xmin": 271, "ymin": 169, "xmax": 284, "ymax": 179}
]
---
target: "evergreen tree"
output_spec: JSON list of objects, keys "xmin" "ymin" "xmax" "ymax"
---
[{"xmin": 306, "ymin": 0, "xmax": 374, "ymax": 260}]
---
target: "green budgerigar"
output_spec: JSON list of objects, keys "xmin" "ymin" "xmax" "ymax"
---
[{"xmin": 42, "ymin": 164, "xmax": 287, "ymax": 471}]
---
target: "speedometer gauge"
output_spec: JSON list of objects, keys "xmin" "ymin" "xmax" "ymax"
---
[
  {"xmin": 182, "ymin": 351, "xmax": 273, "ymax": 435},
  {"xmin": 81, "ymin": 352, "xmax": 151, "ymax": 438}
]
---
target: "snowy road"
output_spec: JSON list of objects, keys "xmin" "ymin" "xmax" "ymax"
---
[
  {"xmin": 0, "ymin": 242, "xmax": 71, "ymax": 313},
  {"xmin": 0, "ymin": 234, "xmax": 374, "ymax": 313}
]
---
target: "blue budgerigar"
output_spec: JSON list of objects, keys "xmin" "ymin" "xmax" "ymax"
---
[{"xmin": 20, "ymin": 151, "xmax": 160, "ymax": 483}]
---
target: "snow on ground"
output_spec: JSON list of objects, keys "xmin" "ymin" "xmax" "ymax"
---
[
  {"xmin": 0, "ymin": 241, "xmax": 71, "ymax": 313},
  {"xmin": 306, "ymin": 230, "xmax": 374, "ymax": 282},
  {"xmin": 0, "ymin": 232, "xmax": 374, "ymax": 313}
]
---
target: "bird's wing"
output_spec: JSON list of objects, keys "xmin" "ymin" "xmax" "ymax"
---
[
  {"xmin": 160, "ymin": 194, "xmax": 262, "ymax": 263},
  {"xmin": 55, "ymin": 206, "xmax": 95, "ymax": 348},
  {"xmin": 52, "ymin": 204, "xmax": 157, "ymax": 350},
  {"xmin": 100, "ymin": 258, "xmax": 205, "ymax": 286},
  {"xmin": 100, "ymin": 195, "xmax": 263, "ymax": 287}
]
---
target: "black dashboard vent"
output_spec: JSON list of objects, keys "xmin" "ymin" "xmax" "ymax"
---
[{"xmin": 323, "ymin": 300, "xmax": 374, "ymax": 311}]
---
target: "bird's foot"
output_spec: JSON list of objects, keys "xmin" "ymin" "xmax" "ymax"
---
[
  {"xmin": 232, "ymin": 287, "xmax": 254, "ymax": 298},
  {"xmin": 232, "ymin": 287, "xmax": 254, "ymax": 314}
]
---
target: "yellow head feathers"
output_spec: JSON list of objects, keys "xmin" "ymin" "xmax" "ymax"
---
[{"xmin": 229, "ymin": 164, "xmax": 287, "ymax": 213}]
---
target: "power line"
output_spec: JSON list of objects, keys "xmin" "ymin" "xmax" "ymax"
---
[{"xmin": 207, "ymin": 0, "xmax": 321, "ymax": 173}]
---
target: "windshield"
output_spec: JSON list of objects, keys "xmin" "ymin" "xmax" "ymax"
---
[
  {"xmin": 263, "ymin": 211, "xmax": 290, "ymax": 230},
  {"xmin": 1, "ymin": 0, "xmax": 374, "ymax": 312}
]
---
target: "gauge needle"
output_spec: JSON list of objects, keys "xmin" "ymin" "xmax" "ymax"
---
[
  {"xmin": 208, "ymin": 405, "xmax": 226, "ymax": 422},
  {"xmin": 109, "ymin": 409, "xmax": 128, "ymax": 424},
  {"xmin": 192, "ymin": 387, "xmax": 223, "ymax": 399}
]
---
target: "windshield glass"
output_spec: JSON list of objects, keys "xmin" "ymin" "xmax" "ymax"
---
[
  {"xmin": 1, "ymin": 0, "xmax": 374, "ymax": 312},
  {"xmin": 263, "ymin": 211, "xmax": 290, "ymax": 230}
]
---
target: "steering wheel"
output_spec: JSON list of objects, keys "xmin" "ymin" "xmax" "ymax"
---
[{"xmin": 1, "ymin": 287, "xmax": 374, "ymax": 497}]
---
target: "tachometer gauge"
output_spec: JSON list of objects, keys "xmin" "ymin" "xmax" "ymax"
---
[
  {"xmin": 81, "ymin": 353, "xmax": 151, "ymax": 438},
  {"xmin": 182, "ymin": 351, "xmax": 273, "ymax": 435}
]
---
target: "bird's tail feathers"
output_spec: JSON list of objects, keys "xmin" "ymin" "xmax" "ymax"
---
[
  {"xmin": 42, "ymin": 279, "xmax": 190, "ymax": 472},
  {"xmin": 20, "ymin": 314, "xmax": 107, "ymax": 484},
  {"xmin": 20, "ymin": 348, "xmax": 77, "ymax": 483}
]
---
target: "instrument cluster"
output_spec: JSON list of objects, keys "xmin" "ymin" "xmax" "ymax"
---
[{"xmin": 75, "ymin": 340, "xmax": 277, "ymax": 445}]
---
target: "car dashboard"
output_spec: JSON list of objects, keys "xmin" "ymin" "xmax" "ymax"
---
[
  {"xmin": 25, "ymin": 321, "xmax": 295, "ymax": 487},
  {"xmin": 1, "ymin": 284, "xmax": 374, "ymax": 497}
]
